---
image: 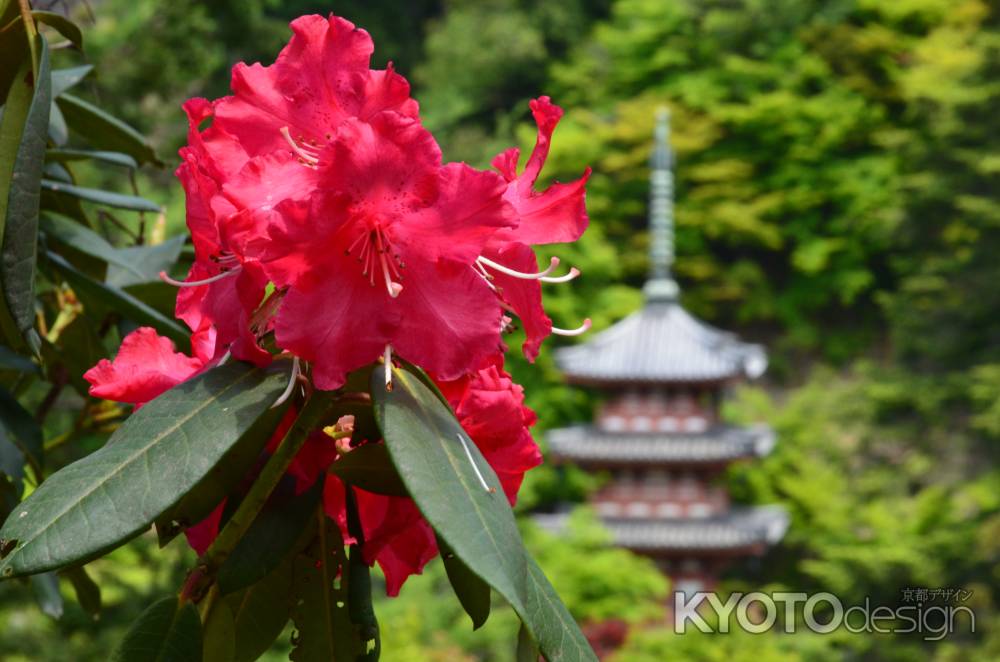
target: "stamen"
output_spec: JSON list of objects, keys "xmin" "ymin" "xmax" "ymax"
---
[
  {"xmin": 383, "ymin": 344, "xmax": 393, "ymax": 392},
  {"xmin": 159, "ymin": 267, "xmax": 241, "ymax": 288},
  {"xmin": 540, "ymin": 267, "xmax": 580, "ymax": 284},
  {"xmin": 477, "ymin": 255, "xmax": 559, "ymax": 280},
  {"xmin": 457, "ymin": 433, "xmax": 495, "ymax": 494},
  {"xmin": 271, "ymin": 357, "xmax": 301, "ymax": 409},
  {"xmin": 552, "ymin": 318, "xmax": 592, "ymax": 336},
  {"xmin": 280, "ymin": 127, "xmax": 319, "ymax": 166},
  {"xmin": 375, "ymin": 231, "xmax": 403, "ymax": 298},
  {"xmin": 215, "ymin": 350, "xmax": 231, "ymax": 367}
]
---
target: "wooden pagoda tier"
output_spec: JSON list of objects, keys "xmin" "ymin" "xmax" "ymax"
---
[{"xmin": 542, "ymin": 110, "xmax": 786, "ymax": 592}]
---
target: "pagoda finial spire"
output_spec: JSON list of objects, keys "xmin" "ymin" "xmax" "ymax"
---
[{"xmin": 644, "ymin": 107, "xmax": 679, "ymax": 302}]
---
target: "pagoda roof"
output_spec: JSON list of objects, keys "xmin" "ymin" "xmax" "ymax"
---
[
  {"xmin": 555, "ymin": 300, "xmax": 767, "ymax": 385},
  {"xmin": 547, "ymin": 424, "xmax": 774, "ymax": 466},
  {"xmin": 536, "ymin": 506, "xmax": 788, "ymax": 553}
]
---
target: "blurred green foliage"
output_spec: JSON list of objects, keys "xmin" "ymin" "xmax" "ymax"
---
[{"xmin": 2, "ymin": 0, "xmax": 998, "ymax": 659}]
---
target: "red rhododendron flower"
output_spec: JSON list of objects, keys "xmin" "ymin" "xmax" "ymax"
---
[
  {"xmin": 264, "ymin": 112, "xmax": 516, "ymax": 388},
  {"xmin": 323, "ymin": 355, "xmax": 540, "ymax": 595},
  {"xmin": 486, "ymin": 96, "xmax": 593, "ymax": 359}
]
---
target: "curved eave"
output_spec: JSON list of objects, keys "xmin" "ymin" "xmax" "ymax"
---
[
  {"xmin": 547, "ymin": 424, "xmax": 776, "ymax": 467},
  {"xmin": 555, "ymin": 301, "xmax": 767, "ymax": 385}
]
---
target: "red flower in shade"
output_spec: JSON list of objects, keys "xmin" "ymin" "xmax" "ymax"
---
[
  {"xmin": 482, "ymin": 96, "xmax": 592, "ymax": 360},
  {"xmin": 263, "ymin": 112, "xmax": 516, "ymax": 389},
  {"xmin": 323, "ymin": 356, "xmax": 541, "ymax": 595}
]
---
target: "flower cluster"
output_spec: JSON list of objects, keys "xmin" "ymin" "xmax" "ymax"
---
[{"xmin": 84, "ymin": 14, "xmax": 587, "ymax": 594}]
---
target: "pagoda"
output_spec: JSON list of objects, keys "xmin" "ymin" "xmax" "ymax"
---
[{"xmin": 543, "ymin": 111, "xmax": 787, "ymax": 596}]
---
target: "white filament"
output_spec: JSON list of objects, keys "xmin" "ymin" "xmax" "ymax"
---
[
  {"xmin": 477, "ymin": 255, "xmax": 559, "ymax": 280},
  {"xmin": 270, "ymin": 356, "xmax": 300, "ymax": 409},
  {"xmin": 383, "ymin": 344, "xmax": 393, "ymax": 392},
  {"xmin": 159, "ymin": 267, "xmax": 241, "ymax": 288},
  {"xmin": 552, "ymin": 318, "xmax": 592, "ymax": 336},
  {"xmin": 280, "ymin": 127, "xmax": 319, "ymax": 166}
]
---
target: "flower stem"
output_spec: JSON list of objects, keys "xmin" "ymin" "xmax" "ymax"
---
[{"xmin": 179, "ymin": 393, "xmax": 336, "ymax": 605}]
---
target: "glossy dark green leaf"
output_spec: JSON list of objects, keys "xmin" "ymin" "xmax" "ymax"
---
[
  {"xmin": 45, "ymin": 250, "xmax": 188, "ymax": 345},
  {"xmin": 0, "ymin": 361, "xmax": 290, "ymax": 577},
  {"xmin": 45, "ymin": 147, "xmax": 136, "ymax": 169},
  {"xmin": 32, "ymin": 11, "xmax": 83, "ymax": 50},
  {"xmin": 523, "ymin": 558, "xmax": 596, "ymax": 662},
  {"xmin": 202, "ymin": 598, "xmax": 236, "ymax": 662},
  {"xmin": 517, "ymin": 622, "xmax": 540, "ymax": 662},
  {"xmin": 106, "ymin": 236, "xmax": 185, "ymax": 287},
  {"xmin": 110, "ymin": 596, "xmax": 202, "ymax": 662},
  {"xmin": 154, "ymin": 397, "xmax": 292, "ymax": 549},
  {"xmin": 56, "ymin": 93, "xmax": 159, "ymax": 166},
  {"xmin": 0, "ymin": 385, "xmax": 42, "ymax": 472},
  {"xmin": 1, "ymin": 36, "xmax": 49, "ymax": 352},
  {"xmin": 63, "ymin": 565, "xmax": 101, "ymax": 618},
  {"xmin": 226, "ymin": 552, "xmax": 295, "ymax": 662},
  {"xmin": 373, "ymin": 366, "xmax": 596, "ymax": 662},
  {"xmin": 290, "ymin": 515, "xmax": 360, "ymax": 662},
  {"xmin": 40, "ymin": 213, "xmax": 145, "ymax": 279},
  {"xmin": 372, "ymin": 365, "xmax": 529, "ymax": 612},
  {"xmin": 30, "ymin": 570, "xmax": 63, "ymax": 619},
  {"xmin": 40, "ymin": 179, "xmax": 160, "ymax": 212},
  {"xmin": 50, "ymin": 65, "xmax": 92, "ymax": 98},
  {"xmin": 439, "ymin": 536, "xmax": 491, "ymax": 630},
  {"xmin": 216, "ymin": 477, "xmax": 321, "ymax": 595},
  {"xmin": 0, "ymin": 2, "xmax": 28, "ymax": 106},
  {"xmin": 0, "ymin": 344, "xmax": 38, "ymax": 373},
  {"xmin": 0, "ymin": 427, "xmax": 25, "ymax": 487},
  {"xmin": 329, "ymin": 442, "xmax": 408, "ymax": 497}
]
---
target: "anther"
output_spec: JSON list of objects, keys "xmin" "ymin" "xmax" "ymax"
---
[
  {"xmin": 540, "ymin": 267, "xmax": 581, "ymax": 283},
  {"xmin": 552, "ymin": 318, "xmax": 592, "ymax": 336}
]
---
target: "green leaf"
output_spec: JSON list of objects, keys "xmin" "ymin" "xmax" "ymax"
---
[
  {"xmin": 202, "ymin": 598, "xmax": 236, "ymax": 662},
  {"xmin": 439, "ymin": 535, "xmax": 491, "ymax": 630},
  {"xmin": 50, "ymin": 65, "xmax": 92, "ymax": 98},
  {"xmin": 32, "ymin": 11, "xmax": 83, "ymax": 50},
  {"xmin": 226, "ymin": 552, "xmax": 295, "ymax": 662},
  {"xmin": 329, "ymin": 442, "xmax": 408, "ymax": 497},
  {"xmin": 40, "ymin": 212, "xmax": 145, "ymax": 280},
  {"xmin": 372, "ymin": 366, "xmax": 529, "ymax": 613},
  {"xmin": 40, "ymin": 314, "xmax": 106, "ymax": 397},
  {"xmin": 45, "ymin": 250, "xmax": 188, "ymax": 346},
  {"xmin": 56, "ymin": 93, "xmax": 160, "ymax": 166},
  {"xmin": 517, "ymin": 622, "xmax": 540, "ymax": 662},
  {"xmin": 0, "ymin": 361, "xmax": 290, "ymax": 577},
  {"xmin": 48, "ymin": 101, "xmax": 68, "ymax": 146},
  {"xmin": 523, "ymin": 557, "xmax": 596, "ymax": 662},
  {"xmin": 0, "ymin": 385, "xmax": 42, "ymax": 472},
  {"xmin": 0, "ymin": 343, "xmax": 38, "ymax": 373},
  {"xmin": 110, "ymin": 596, "xmax": 202, "ymax": 662},
  {"xmin": 153, "ymin": 397, "xmax": 292, "ymax": 549},
  {"xmin": 216, "ymin": 477, "xmax": 321, "ymax": 595},
  {"xmin": 290, "ymin": 514, "xmax": 361, "ymax": 662},
  {"xmin": 46, "ymin": 148, "xmax": 136, "ymax": 169},
  {"xmin": 372, "ymin": 366, "xmax": 596, "ymax": 662},
  {"xmin": 30, "ymin": 570, "xmax": 63, "ymax": 619},
  {"xmin": 1, "ymin": 36, "xmax": 49, "ymax": 352},
  {"xmin": 0, "ymin": 428, "xmax": 25, "ymax": 488},
  {"xmin": 106, "ymin": 236, "xmax": 186, "ymax": 287},
  {"xmin": 0, "ymin": 2, "xmax": 28, "ymax": 106},
  {"xmin": 40, "ymin": 179, "xmax": 160, "ymax": 212},
  {"xmin": 63, "ymin": 565, "xmax": 101, "ymax": 618}
]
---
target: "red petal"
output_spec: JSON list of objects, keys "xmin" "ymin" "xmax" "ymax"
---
[
  {"xmin": 487, "ymin": 243, "xmax": 552, "ymax": 361},
  {"xmin": 84, "ymin": 327, "xmax": 204, "ymax": 405}
]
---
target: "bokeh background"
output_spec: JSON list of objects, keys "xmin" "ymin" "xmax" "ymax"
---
[{"xmin": 2, "ymin": 0, "xmax": 999, "ymax": 660}]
